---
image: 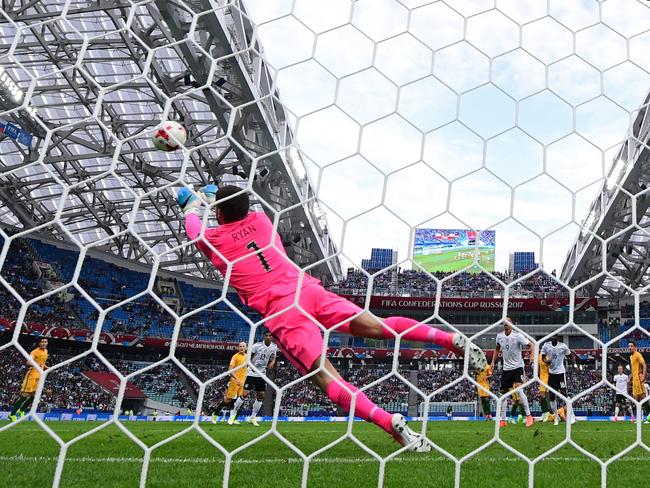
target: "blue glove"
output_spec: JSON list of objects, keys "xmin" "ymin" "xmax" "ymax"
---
[
  {"xmin": 199, "ymin": 184, "xmax": 218, "ymax": 205},
  {"xmin": 176, "ymin": 187, "xmax": 202, "ymax": 215}
]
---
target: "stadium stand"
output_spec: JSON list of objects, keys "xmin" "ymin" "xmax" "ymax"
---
[
  {"xmin": 0, "ymin": 349, "xmax": 115, "ymax": 413},
  {"xmin": 0, "ymin": 235, "xmax": 621, "ymax": 418},
  {"xmin": 115, "ymin": 360, "xmax": 195, "ymax": 409},
  {"xmin": 1, "ymin": 345, "xmax": 617, "ymax": 417},
  {"xmin": 1, "ymin": 235, "xmax": 582, "ymax": 344},
  {"xmin": 332, "ymin": 268, "xmax": 570, "ymax": 298}
]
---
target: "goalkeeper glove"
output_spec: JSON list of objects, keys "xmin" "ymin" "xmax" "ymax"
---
[
  {"xmin": 199, "ymin": 184, "xmax": 218, "ymax": 205},
  {"xmin": 176, "ymin": 187, "xmax": 202, "ymax": 215}
]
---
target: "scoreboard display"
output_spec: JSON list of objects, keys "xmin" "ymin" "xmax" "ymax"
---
[{"xmin": 413, "ymin": 229, "xmax": 495, "ymax": 273}]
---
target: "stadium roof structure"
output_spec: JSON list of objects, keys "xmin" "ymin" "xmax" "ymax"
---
[
  {"xmin": 0, "ymin": 1, "xmax": 341, "ymax": 284},
  {"xmin": 561, "ymin": 92, "xmax": 650, "ymax": 298}
]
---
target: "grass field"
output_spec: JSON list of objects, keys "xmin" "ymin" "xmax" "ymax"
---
[
  {"xmin": 414, "ymin": 248, "xmax": 494, "ymax": 273},
  {"xmin": 1, "ymin": 420, "xmax": 649, "ymax": 487}
]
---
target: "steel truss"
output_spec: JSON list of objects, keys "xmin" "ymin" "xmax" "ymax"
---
[
  {"xmin": 561, "ymin": 92, "xmax": 650, "ymax": 297},
  {"xmin": 0, "ymin": 0, "xmax": 341, "ymax": 283}
]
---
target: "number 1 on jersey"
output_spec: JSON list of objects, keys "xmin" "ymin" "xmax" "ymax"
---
[{"xmin": 246, "ymin": 240, "xmax": 272, "ymax": 272}]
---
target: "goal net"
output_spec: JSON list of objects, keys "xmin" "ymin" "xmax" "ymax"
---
[{"xmin": 0, "ymin": 0, "xmax": 649, "ymax": 487}]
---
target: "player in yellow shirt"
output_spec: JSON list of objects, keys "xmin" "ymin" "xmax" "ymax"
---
[
  {"xmin": 211, "ymin": 342, "xmax": 247, "ymax": 424},
  {"xmin": 9, "ymin": 338, "xmax": 48, "ymax": 421},
  {"xmin": 476, "ymin": 365, "xmax": 492, "ymax": 419},
  {"xmin": 226, "ymin": 342, "xmax": 248, "ymax": 425},
  {"xmin": 538, "ymin": 351, "xmax": 551, "ymax": 422},
  {"xmin": 630, "ymin": 341, "xmax": 647, "ymax": 402}
]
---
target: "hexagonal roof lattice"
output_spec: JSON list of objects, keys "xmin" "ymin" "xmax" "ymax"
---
[{"xmin": 0, "ymin": 0, "xmax": 340, "ymax": 284}]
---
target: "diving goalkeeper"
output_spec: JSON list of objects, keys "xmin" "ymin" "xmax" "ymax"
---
[{"xmin": 176, "ymin": 184, "xmax": 487, "ymax": 451}]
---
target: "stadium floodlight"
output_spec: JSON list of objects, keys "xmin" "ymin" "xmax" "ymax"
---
[
  {"xmin": 605, "ymin": 158, "xmax": 626, "ymax": 191},
  {"xmin": 0, "ymin": 65, "xmax": 23, "ymax": 102},
  {"xmin": 288, "ymin": 145, "xmax": 307, "ymax": 181}
]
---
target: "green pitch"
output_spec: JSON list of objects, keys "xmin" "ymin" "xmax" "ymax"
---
[
  {"xmin": 1, "ymin": 420, "xmax": 648, "ymax": 487},
  {"xmin": 414, "ymin": 248, "xmax": 494, "ymax": 273}
]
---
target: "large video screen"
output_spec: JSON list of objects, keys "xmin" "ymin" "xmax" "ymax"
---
[{"xmin": 413, "ymin": 229, "xmax": 495, "ymax": 273}]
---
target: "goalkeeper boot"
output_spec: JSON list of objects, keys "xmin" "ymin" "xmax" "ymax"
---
[
  {"xmin": 451, "ymin": 334, "xmax": 487, "ymax": 371},
  {"xmin": 390, "ymin": 414, "xmax": 431, "ymax": 452}
]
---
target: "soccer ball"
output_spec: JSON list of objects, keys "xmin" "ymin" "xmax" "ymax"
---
[{"xmin": 152, "ymin": 121, "xmax": 187, "ymax": 151}]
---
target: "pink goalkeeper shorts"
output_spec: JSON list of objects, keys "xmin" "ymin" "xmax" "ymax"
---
[{"xmin": 264, "ymin": 284, "xmax": 363, "ymax": 375}]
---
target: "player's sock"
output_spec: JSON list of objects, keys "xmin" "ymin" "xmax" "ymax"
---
[
  {"xmin": 550, "ymin": 399, "xmax": 558, "ymax": 416},
  {"xmin": 230, "ymin": 397, "xmax": 244, "ymax": 419},
  {"xmin": 20, "ymin": 396, "xmax": 34, "ymax": 413},
  {"xmin": 510, "ymin": 403, "xmax": 518, "ymax": 418},
  {"xmin": 326, "ymin": 379, "xmax": 393, "ymax": 434},
  {"xmin": 251, "ymin": 400, "xmax": 263, "ymax": 418},
  {"xmin": 10, "ymin": 397, "xmax": 27, "ymax": 416},
  {"xmin": 614, "ymin": 406, "xmax": 619, "ymax": 418},
  {"xmin": 517, "ymin": 391, "xmax": 531, "ymax": 416},
  {"xmin": 500, "ymin": 397, "xmax": 508, "ymax": 420},
  {"xmin": 214, "ymin": 400, "xmax": 227, "ymax": 413},
  {"xmin": 481, "ymin": 398, "xmax": 491, "ymax": 416},
  {"xmin": 382, "ymin": 317, "xmax": 454, "ymax": 350}
]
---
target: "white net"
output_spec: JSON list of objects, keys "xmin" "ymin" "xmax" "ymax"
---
[{"xmin": 0, "ymin": 0, "xmax": 650, "ymax": 486}]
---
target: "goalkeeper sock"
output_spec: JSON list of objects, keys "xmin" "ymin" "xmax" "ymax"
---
[
  {"xmin": 326, "ymin": 379, "xmax": 393, "ymax": 434},
  {"xmin": 383, "ymin": 317, "xmax": 454, "ymax": 350},
  {"xmin": 251, "ymin": 400, "xmax": 263, "ymax": 418}
]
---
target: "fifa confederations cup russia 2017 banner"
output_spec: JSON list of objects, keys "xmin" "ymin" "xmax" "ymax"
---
[{"xmin": 339, "ymin": 295, "xmax": 599, "ymax": 313}]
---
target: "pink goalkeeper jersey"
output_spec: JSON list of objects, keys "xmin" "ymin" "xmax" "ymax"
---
[{"xmin": 185, "ymin": 211, "xmax": 319, "ymax": 315}]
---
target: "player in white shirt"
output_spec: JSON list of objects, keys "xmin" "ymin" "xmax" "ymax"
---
[
  {"xmin": 612, "ymin": 365, "xmax": 633, "ymax": 422},
  {"xmin": 229, "ymin": 330, "xmax": 278, "ymax": 426},
  {"xmin": 490, "ymin": 317, "xmax": 534, "ymax": 428},
  {"xmin": 541, "ymin": 335, "xmax": 575, "ymax": 425}
]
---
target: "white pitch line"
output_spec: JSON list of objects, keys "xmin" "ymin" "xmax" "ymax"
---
[{"xmin": 0, "ymin": 455, "xmax": 647, "ymax": 465}]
